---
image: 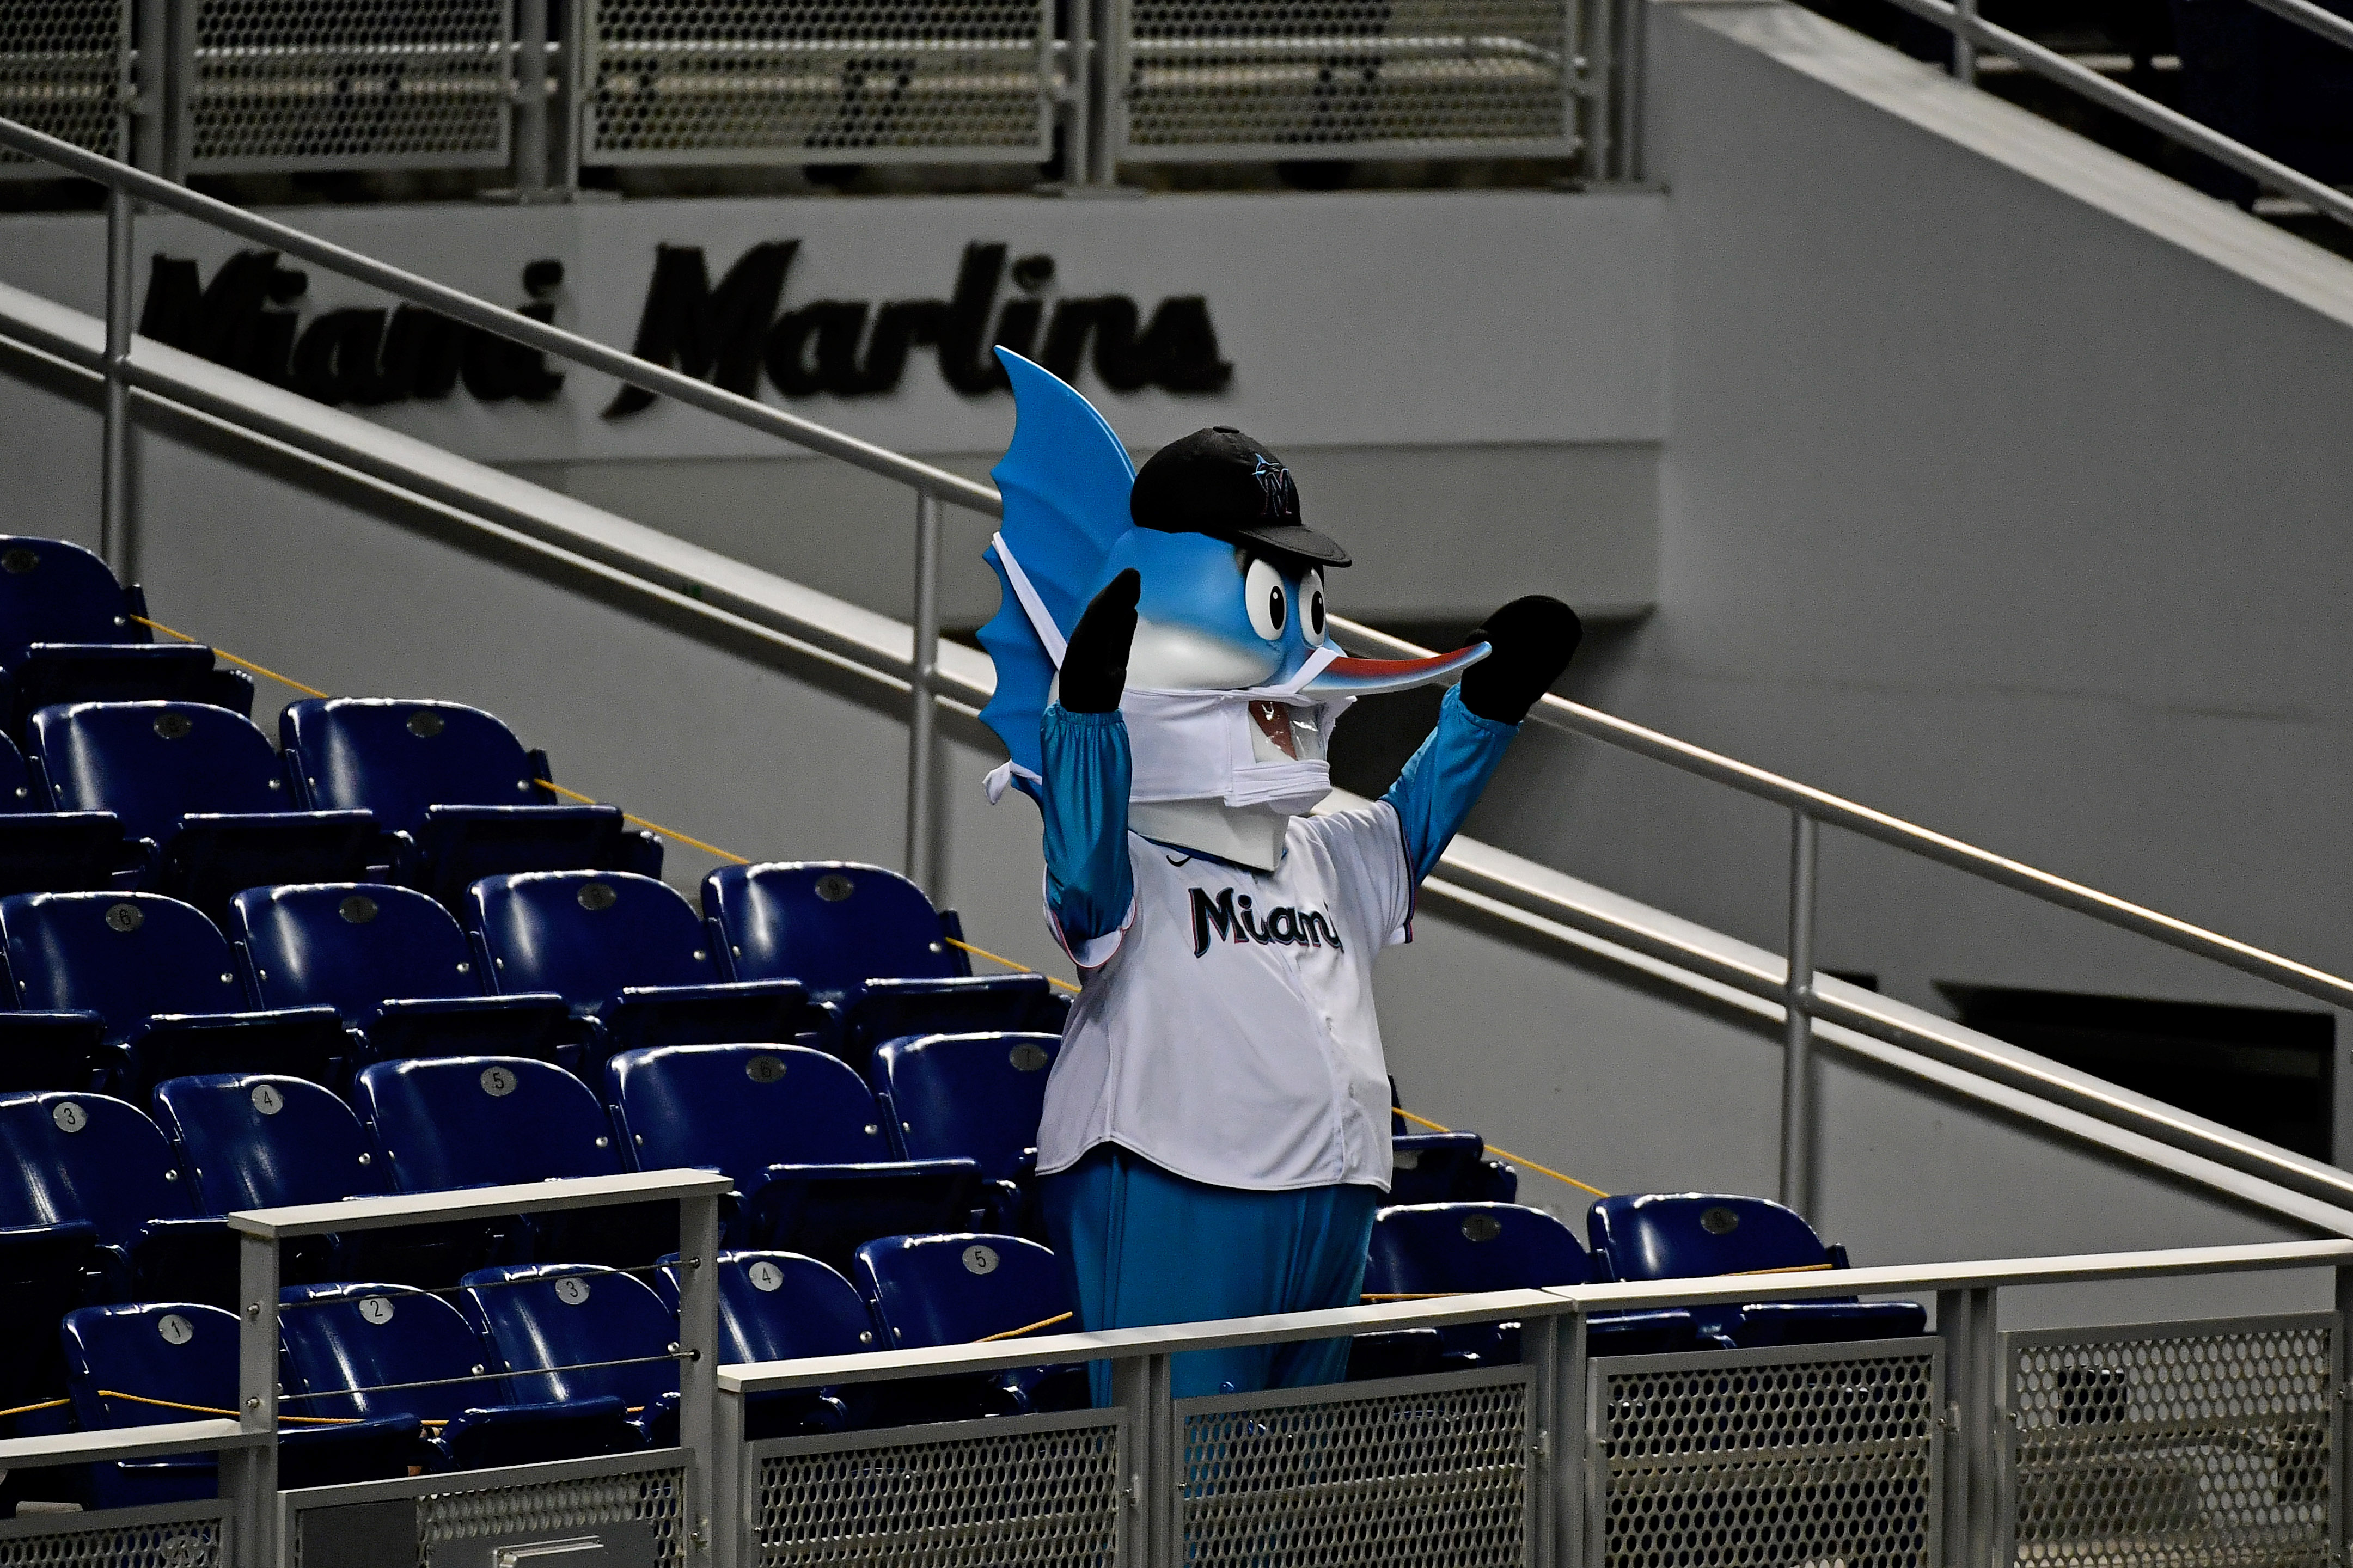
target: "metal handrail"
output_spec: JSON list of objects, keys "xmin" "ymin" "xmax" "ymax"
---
[
  {"xmin": 6, "ymin": 111, "xmax": 2351, "ymax": 1211},
  {"xmin": 0, "ymin": 117, "xmax": 997, "ymax": 516},
  {"xmin": 1872, "ymin": 0, "xmax": 2353, "ymax": 232},
  {"xmin": 1330, "ymin": 618, "xmax": 2353, "ymax": 1014},
  {"xmin": 719, "ymin": 1235, "xmax": 2353, "ymax": 1392}
]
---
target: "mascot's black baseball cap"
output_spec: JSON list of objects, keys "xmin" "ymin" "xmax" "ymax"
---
[{"xmin": 1130, "ymin": 426, "xmax": 1352, "ymax": 570}]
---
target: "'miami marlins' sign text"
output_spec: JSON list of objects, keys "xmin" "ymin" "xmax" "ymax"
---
[{"xmin": 134, "ymin": 240, "xmax": 1233, "ymax": 414}]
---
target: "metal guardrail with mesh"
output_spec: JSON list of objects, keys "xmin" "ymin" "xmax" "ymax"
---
[
  {"xmin": 175, "ymin": 0, "xmax": 513, "ymax": 175},
  {"xmin": 1111, "ymin": 0, "xmax": 1579, "ymax": 161},
  {"xmin": 583, "ymin": 0, "xmax": 1056, "ymax": 166},
  {"xmin": 0, "ymin": 0, "xmax": 126, "ymax": 177}
]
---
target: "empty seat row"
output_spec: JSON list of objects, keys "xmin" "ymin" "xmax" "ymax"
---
[
  {"xmin": 0, "ymin": 863, "xmax": 1066, "ymax": 1097},
  {"xmin": 44, "ymin": 1234, "xmax": 1084, "ymax": 1508},
  {"xmin": 1360, "ymin": 1193, "xmax": 1927, "ymax": 1375},
  {"xmin": 0, "ymin": 695, "xmax": 665, "ymax": 918}
]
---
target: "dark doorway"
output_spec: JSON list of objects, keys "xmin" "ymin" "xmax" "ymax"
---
[{"xmin": 1938, "ymin": 985, "xmax": 2334, "ymax": 1162}]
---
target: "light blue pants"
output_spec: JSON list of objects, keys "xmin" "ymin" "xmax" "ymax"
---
[{"xmin": 1041, "ymin": 1143, "xmax": 1381, "ymax": 1404}]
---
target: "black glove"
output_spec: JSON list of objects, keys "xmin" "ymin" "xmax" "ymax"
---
[
  {"xmin": 1059, "ymin": 568, "xmax": 1141, "ymax": 714},
  {"xmin": 1458, "ymin": 596, "xmax": 1582, "ymax": 724}
]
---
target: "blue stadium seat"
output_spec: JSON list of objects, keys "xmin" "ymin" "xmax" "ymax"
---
[
  {"xmin": 147, "ymin": 1073, "xmax": 465, "ymax": 1284},
  {"xmin": 228, "ymin": 883, "xmax": 573, "ymax": 1068},
  {"xmin": 702, "ymin": 861, "xmax": 1066, "ymax": 1068},
  {"xmin": 606, "ymin": 1043, "xmax": 983, "ymax": 1265},
  {"xmin": 0, "ymin": 891, "xmax": 352, "ymax": 1097},
  {"xmin": 352, "ymin": 1055, "xmax": 656, "ymax": 1267},
  {"xmin": 279, "ymin": 1282, "xmax": 641, "ymax": 1469},
  {"xmin": 654, "ymin": 1251, "xmax": 863, "ymax": 1437},
  {"xmin": 870, "ymin": 1031, "xmax": 1056, "ymax": 1237},
  {"xmin": 28, "ymin": 701, "xmax": 384, "ymax": 921},
  {"xmin": 0, "ymin": 536, "xmax": 253, "ymax": 738},
  {"xmin": 1585, "ymin": 1193, "xmax": 1928, "ymax": 1346},
  {"xmin": 1388, "ymin": 1132, "xmax": 1518, "ymax": 1206},
  {"xmin": 852, "ymin": 1233, "xmax": 1089, "ymax": 1413},
  {"xmin": 0, "ymin": 1090, "xmax": 231, "ymax": 1306},
  {"xmin": 460, "ymin": 1264, "xmax": 680, "ymax": 1447},
  {"xmin": 703, "ymin": 861, "xmax": 965, "ymax": 994},
  {"xmin": 62, "ymin": 1301, "xmax": 417, "ymax": 1505},
  {"xmin": 1365, "ymin": 1203, "xmax": 1703, "ymax": 1365},
  {"xmin": 0, "ymin": 729, "xmax": 136, "ymax": 902},
  {"xmin": 278, "ymin": 697, "xmax": 661, "ymax": 907},
  {"xmin": 469, "ymin": 872, "xmax": 829, "ymax": 1075}
]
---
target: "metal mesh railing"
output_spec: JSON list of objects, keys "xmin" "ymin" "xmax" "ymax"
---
[
  {"xmin": 1178, "ymin": 1367, "xmax": 1533, "ymax": 1567},
  {"xmin": 1597, "ymin": 1340, "xmax": 1942, "ymax": 1568},
  {"xmin": 0, "ymin": 0, "xmax": 125, "ymax": 176},
  {"xmin": 181, "ymin": 0, "xmax": 511, "ymax": 173},
  {"xmin": 584, "ymin": 0, "xmax": 1053, "ymax": 166},
  {"xmin": 0, "ymin": 1514, "xmax": 222, "ymax": 1567},
  {"xmin": 751, "ymin": 1412, "xmax": 1124, "ymax": 1566},
  {"xmin": 415, "ymin": 1462, "xmax": 687, "ymax": 1567},
  {"xmin": 2007, "ymin": 1315, "xmax": 2336, "ymax": 1568},
  {"xmin": 1115, "ymin": 0, "xmax": 1575, "ymax": 160}
]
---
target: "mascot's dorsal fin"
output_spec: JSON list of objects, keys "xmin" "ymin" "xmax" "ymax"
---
[{"xmin": 978, "ymin": 348, "xmax": 1136, "ymax": 789}]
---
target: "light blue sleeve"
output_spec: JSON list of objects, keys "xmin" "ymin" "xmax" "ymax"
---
[
  {"xmin": 1040, "ymin": 703, "xmax": 1135, "ymax": 951},
  {"xmin": 1381, "ymin": 684, "xmax": 1519, "ymax": 883}
]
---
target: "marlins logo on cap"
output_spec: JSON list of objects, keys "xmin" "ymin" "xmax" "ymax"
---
[{"xmin": 1128, "ymin": 425, "xmax": 1348, "ymax": 569}]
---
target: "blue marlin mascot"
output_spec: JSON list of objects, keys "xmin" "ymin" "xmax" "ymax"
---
[{"xmin": 980, "ymin": 350, "xmax": 1580, "ymax": 1399}]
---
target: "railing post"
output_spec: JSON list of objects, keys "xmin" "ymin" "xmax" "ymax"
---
[
  {"xmin": 1584, "ymin": 0, "xmax": 1613, "ymax": 182},
  {"xmin": 227, "ymin": 1229, "xmax": 280, "ymax": 1568},
  {"xmin": 677, "ymin": 1190, "xmax": 722, "ymax": 1564},
  {"xmin": 512, "ymin": 0, "xmax": 550, "ymax": 198},
  {"xmin": 1936, "ymin": 1284, "xmax": 1999, "ymax": 1568},
  {"xmin": 711, "ymin": 1386, "xmax": 745, "ymax": 1568},
  {"xmin": 904, "ymin": 490, "xmax": 943, "ymax": 893},
  {"xmin": 1545, "ymin": 1310, "xmax": 1590, "ymax": 1568},
  {"xmin": 100, "ymin": 182, "xmax": 135, "ymax": 581},
  {"xmin": 1952, "ymin": 0, "xmax": 1978, "ymax": 85},
  {"xmin": 1112, "ymin": 1351, "xmax": 1174, "ymax": 1568},
  {"xmin": 1778, "ymin": 808, "xmax": 1819, "ymax": 1216},
  {"xmin": 2335, "ymin": 1266, "xmax": 2352, "ymax": 1568}
]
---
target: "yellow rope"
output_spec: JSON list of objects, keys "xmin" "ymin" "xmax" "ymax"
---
[
  {"xmin": 1732, "ymin": 1261, "xmax": 1837, "ymax": 1276},
  {"xmin": 943, "ymin": 935, "xmax": 1082, "ymax": 995},
  {"xmin": 129, "ymin": 616, "xmax": 331, "ymax": 700},
  {"xmin": 976, "ymin": 1310, "xmax": 1073, "ymax": 1343},
  {"xmin": 533, "ymin": 779, "xmax": 753, "ymax": 866},
  {"xmin": 0, "ymin": 1395, "xmax": 71, "ymax": 1419},
  {"xmin": 1392, "ymin": 1107, "xmax": 1609, "ymax": 1199},
  {"xmin": 96, "ymin": 1391, "xmax": 356, "ymax": 1425}
]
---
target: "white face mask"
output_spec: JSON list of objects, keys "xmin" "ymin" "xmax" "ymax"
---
[{"xmin": 1121, "ymin": 684, "xmax": 1354, "ymax": 817}]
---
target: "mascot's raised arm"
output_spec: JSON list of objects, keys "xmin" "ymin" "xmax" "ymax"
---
[{"xmin": 978, "ymin": 348, "xmax": 1581, "ymax": 1401}]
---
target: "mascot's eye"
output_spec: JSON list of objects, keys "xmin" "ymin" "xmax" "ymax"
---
[
  {"xmin": 1302, "ymin": 570, "xmax": 1327, "ymax": 641},
  {"xmin": 1244, "ymin": 556, "xmax": 1288, "ymax": 640}
]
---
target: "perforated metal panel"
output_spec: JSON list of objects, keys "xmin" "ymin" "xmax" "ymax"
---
[
  {"xmin": 750, "ymin": 1408, "xmax": 1124, "ymax": 1565},
  {"xmin": 0, "ymin": 1501, "xmax": 223, "ymax": 1567},
  {"xmin": 182, "ymin": 0, "xmax": 511, "ymax": 173},
  {"xmin": 0, "ymin": 0, "xmax": 127, "ymax": 176},
  {"xmin": 1594, "ymin": 1339, "xmax": 1941, "ymax": 1568},
  {"xmin": 416, "ymin": 1461, "xmax": 687, "ymax": 1566},
  {"xmin": 1114, "ymin": 0, "xmax": 1575, "ymax": 161},
  {"xmin": 1178, "ymin": 1366, "xmax": 1533, "ymax": 1567},
  {"xmin": 585, "ymin": 0, "xmax": 1053, "ymax": 166},
  {"xmin": 2006, "ymin": 1314, "xmax": 2337, "ymax": 1568}
]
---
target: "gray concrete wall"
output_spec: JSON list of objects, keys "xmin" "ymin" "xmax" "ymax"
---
[{"xmin": 1475, "ymin": 2, "xmax": 2353, "ymax": 1089}]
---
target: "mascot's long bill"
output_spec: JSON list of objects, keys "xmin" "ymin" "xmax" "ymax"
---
[{"xmin": 977, "ymin": 348, "xmax": 1581, "ymax": 1401}]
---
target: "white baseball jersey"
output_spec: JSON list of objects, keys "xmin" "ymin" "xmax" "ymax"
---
[{"xmin": 1037, "ymin": 800, "xmax": 1413, "ymax": 1193}]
